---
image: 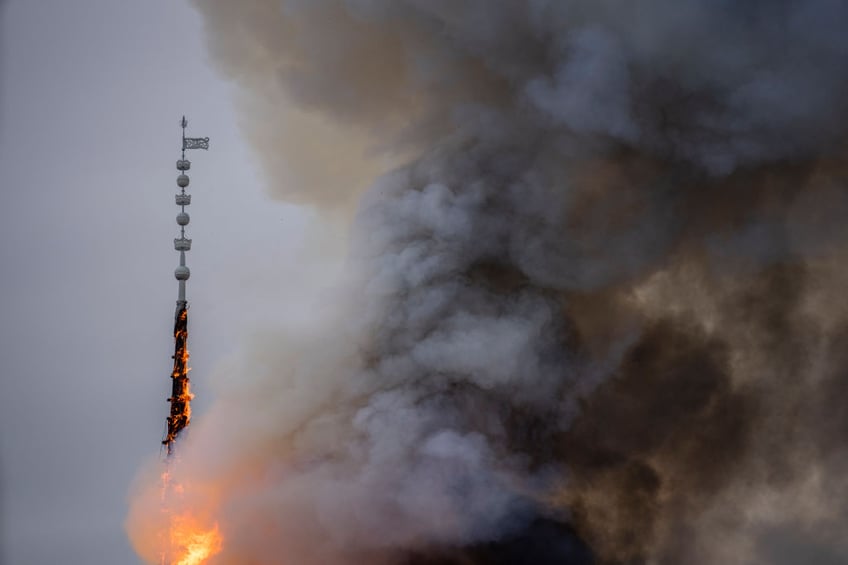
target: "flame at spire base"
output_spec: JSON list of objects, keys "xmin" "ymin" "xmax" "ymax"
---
[
  {"xmin": 150, "ymin": 466, "xmax": 223, "ymax": 565},
  {"xmin": 127, "ymin": 458, "xmax": 225, "ymax": 565},
  {"xmin": 168, "ymin": 511, "xmax": 224, "ymax": 565}
]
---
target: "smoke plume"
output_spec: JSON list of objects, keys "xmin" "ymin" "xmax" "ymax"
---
[{"xmin": 128, "ymin": 1, "xmax": 848, "ymax": 563}]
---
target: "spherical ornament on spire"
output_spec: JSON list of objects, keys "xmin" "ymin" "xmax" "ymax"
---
[
  {"xmin": 177, "ymin": 212, "xmax": 190, "ymax": 226},
  {"xmin": 177, "ymin": 174, "xmax": 190, "ymax": 188},
  {"xmin": 174, "ymin": 265, "xmax": 190, "ymax": 281}
]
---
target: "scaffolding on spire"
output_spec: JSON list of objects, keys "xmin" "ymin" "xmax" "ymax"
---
[{"xmin": 163, "ymin": 116, "xmax": 209, "ymax": 455}]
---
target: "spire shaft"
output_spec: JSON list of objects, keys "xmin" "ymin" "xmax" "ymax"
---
[{"xmin": 163, "ymin": 117, "xmax": 209, "ymax": 455}]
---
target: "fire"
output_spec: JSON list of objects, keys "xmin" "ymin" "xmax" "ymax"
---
[
  {"xmin": 156, "ymin": 469, "xmax": 223, "ymax": 565},
  {"xmin": 168, "ymin": 512, "xmax": 223, "ymax": 565},
  {"xmin": 164, "ymin": 305, "xmax": 193, "ymax": 452}
]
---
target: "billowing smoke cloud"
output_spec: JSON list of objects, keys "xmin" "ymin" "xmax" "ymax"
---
[{"xmin": 127, "ymin": 1, "xmax": 848, "ymax": 564}]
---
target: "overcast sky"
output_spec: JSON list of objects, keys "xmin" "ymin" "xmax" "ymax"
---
[{"xmin": 0, "ymin": 2, "xmax": 315, "ymax": 563}]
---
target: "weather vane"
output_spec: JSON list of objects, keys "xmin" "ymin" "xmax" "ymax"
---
[
  {"xmin": 181, "ymin": 115, "xmax": 209, "ymax": 152},
  {"xmin": 163, "ymin": 116, "xmax": 209, "ymax": 455}
]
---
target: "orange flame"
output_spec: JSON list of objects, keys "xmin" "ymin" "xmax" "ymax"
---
[
  {"xmin": 153, "ymin": 468, "xmax": 223, "ymax": 565},
  {"xmin": 168, "ymin": 512, "xmax": 223, "ymax": 565},
  {"xmin": 164, "ymin": 306, "xmax": 193, "ymax": 451}
]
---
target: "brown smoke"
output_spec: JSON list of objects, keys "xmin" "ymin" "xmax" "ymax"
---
[{"xmin": 127, "ymin": 2, "xmax": 848, "ymax": 564}]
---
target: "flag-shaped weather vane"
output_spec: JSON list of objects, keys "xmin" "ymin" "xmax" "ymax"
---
[
  {"xmin": 163, "ymin": 116, "xmax": 209, "ymax": 456},
  {"xmin": 181, "ymin": 115, "xmax": 209, "ymax": 151}
]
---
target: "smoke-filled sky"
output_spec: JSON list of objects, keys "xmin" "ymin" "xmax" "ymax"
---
[{"xmin": 5, "ymin": 2, "xmax": 848, "ymax": 565}]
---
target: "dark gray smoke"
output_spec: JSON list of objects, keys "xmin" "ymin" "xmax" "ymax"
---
[{"xmin": 127, "ymin": 2, "xmax": 848, "ymax": 563}]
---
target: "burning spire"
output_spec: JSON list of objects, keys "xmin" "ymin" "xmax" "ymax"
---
[{"xmin": 163, "ymin": 116, "xmax": 209, "ymax": 455}]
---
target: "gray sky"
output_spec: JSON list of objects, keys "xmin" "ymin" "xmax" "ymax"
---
[{"xmin": 0, "ymin": 2, "xmax": 311, "ymax": 563}]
